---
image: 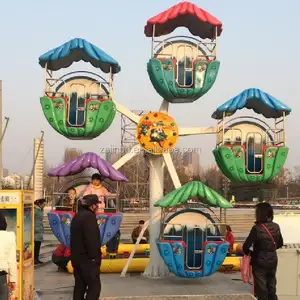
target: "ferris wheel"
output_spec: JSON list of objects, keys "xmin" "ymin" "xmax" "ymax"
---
[{"xmin": 41, "ymin": 1, "xmax": 291, "ymax": 278}]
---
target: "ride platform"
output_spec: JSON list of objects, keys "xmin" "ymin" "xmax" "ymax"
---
[{"xmin": 35, "ymin": 264, "xmax": 252, "ymax": 300}]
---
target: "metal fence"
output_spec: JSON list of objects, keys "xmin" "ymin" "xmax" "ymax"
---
[{"xmin": 119, "ymin": 198, "xmax": 150, "ymax": 212}]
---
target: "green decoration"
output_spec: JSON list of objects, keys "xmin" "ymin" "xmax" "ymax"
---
[
  {"xmin": 147, "ymin": 58, "xmax": 220, "ymax": 103},
  {"xmin": 213, "ymin": 146, "xmax": 289, "ymax": 183},
  {"xmin": 40, "ymin": 97, "xmax": 116, "ymax": 140},
  {"xmin": 154, "ymin": 181, "xmax": 232, "ymax": 208}
]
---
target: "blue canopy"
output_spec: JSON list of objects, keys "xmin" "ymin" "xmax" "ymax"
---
[
  {"xmin": 39, "ymin": 38, "xmax": 121, "ymax": 74},
  {"xmin": 212, "ymin": 88, "xmax": 291, "ymax": 119}
]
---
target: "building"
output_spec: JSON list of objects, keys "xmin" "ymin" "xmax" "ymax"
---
[
  {"xmin": 3, "ymin": 168, "xmax": 8, "ymax": 177},
  {"xmin": 183, "ymin": 151, "xmax": 200, "ymax": 177}
]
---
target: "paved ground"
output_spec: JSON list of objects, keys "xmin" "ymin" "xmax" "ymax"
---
[{"xmin": 35, "ymin": 263, "xmax": 251, "ymax": 300}]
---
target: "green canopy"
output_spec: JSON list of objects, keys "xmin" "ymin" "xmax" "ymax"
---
[{"xmin": 154, "ymin": 181, "xmax": 232, "ymax": 209}]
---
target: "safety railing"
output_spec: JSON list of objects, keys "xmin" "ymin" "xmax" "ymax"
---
[
  {"xmin": 153, "ymin": 36, "xmax": 217, "ymax": 61},
  {"xmin": 43, "ymin": 70, "xmax": 111, "ymax": 100}
]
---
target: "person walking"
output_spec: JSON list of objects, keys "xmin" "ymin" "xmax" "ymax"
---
[
  {"xmin": 0, "ymin": 211, "xmax": 17, "ymax": 299},
  {"xmin": 34, "ymin": 199, "xmax": 46, "ymax": 265},
  {"xmin": 243, "ymin": 202, "xmax": 284, "ymax": 300},
  {"xmin": 70, "ymin": 194, "xmax": 101, "ymax": 300}
]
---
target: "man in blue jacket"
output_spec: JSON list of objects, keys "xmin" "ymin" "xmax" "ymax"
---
[{"xmin": 70, "ymin": 194, "xmax": 101, "ymax": 300}]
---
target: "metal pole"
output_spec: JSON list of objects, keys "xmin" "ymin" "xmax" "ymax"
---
[
  {"xmin": 27, "ymin": 131, "xmax": 44, "ymax": 190},
  {"xmin": 0, "ymin": 117, "xmax": 10, "ymax": 146},
  {"xmin": 143, "ymin": 155, "xmax": 168, "ymax": 277},
  {"xmin": 0, "ymin": 81, "xmax": 2, "ymax": 189}
]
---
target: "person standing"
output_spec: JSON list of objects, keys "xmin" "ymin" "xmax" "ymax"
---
[
  {"xmin": 70, "ymin": 194, "xmax": 101, "ymax": 300},
  {"xmin": 0, "ymin": 211, "xmax": 17, "ymax": 299},
  {"xmin": 131, "ymin": 220, "xmax": 149, "ymax": 244},
  {"xmin": 34, "ymin": 199, "xmax": 46, "ymax": 265},
  {"xmin": 225, "ymin": 225, "xmax": 235, "ymax": 256},
  {"xmin": 52, "ymin": 244, "xmax": 70, "ymax": 272},
  {"xmin": 243, "ymin": 202, "xmax": 283, "ymax": 300}
]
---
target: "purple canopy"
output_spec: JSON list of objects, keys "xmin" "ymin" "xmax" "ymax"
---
[{"xmin": 48, "ymin": 152, "xmax": 128, "ymax": 182}]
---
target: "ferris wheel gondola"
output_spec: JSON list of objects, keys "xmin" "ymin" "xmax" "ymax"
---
[
  {"xmin": 145, "ymin": 2, "xmax": 222, "ymax": 103},
  {"xmin": 39, "ymin": 38, "xmax": 120, "ymax": 140},
  {"xmin": 212, "ymin": 88, "xmax": 291, "ymax": 183}
]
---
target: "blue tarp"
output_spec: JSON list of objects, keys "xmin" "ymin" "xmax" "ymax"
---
[
  {"xmin": 39, "ymin": 38, "xmax": 120, "ymax": 73},
  {"xmin": 212, "ymin": 88, "xmax": 291, "ymax": 119}
]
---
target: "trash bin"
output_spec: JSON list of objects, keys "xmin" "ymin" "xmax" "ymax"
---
[{"xmin": 277, "ymin": 243, "xmax": 300, "ymax": 300}]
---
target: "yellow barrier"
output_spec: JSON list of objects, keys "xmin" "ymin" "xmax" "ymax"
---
[
  {"xmin": 67, "ymin": 258, "xmax": 148, "ymax": 273},
  {"xmin": 101, "ymin": 244, "xmax": 149, "ymax": 256},
  {"xmin": 67, "ymin": 243, "xmax": 242, "ymax": 273},
  {"xmin": 219, "ymin": 256, "xmax": 241, "ymax": 272},
  {"xmin": 232, "ymin": 243, "xmax": 243, "ymax": 254},
  {"xmin": 67, "ymin": 256, "xmax": 241, "ymax": 274},
  {"xmin": 102, "ymin": 243, "xmax": 241, "ymax": 255}
]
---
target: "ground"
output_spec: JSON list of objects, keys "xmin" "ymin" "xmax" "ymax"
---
[{"xmin": 35, "ymin": 263, "xmax": 251, "ymax": 300}]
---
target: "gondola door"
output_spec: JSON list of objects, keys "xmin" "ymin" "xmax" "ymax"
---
[
  {"xmin": 246, "ymin": 132, "xmax": 263, "ymax": 173},
  {"xmin": 176, "ymin": 45, "xmax": 194, "ymax": 87},
  {"xmin": 184, "ymin": 225, "xmax": 203, "ymax": 270},
  {"xmin": 68, "ymin": 83, "xmax": 86, "ymax": 126}
]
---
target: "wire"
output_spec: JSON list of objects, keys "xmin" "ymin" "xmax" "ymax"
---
[{"xmin": 16, "ymin": 146, "xmax": 33, "ymax": 168}]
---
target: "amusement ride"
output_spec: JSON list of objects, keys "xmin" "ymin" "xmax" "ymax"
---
[{"xmin": 40, "ymin": 1, "xmax": 291, "ymax": 279}]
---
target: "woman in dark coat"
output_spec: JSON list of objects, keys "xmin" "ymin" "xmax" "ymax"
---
[{"xmin": 243, "ymin": 202, "xmax": 283, "ymax": 300}]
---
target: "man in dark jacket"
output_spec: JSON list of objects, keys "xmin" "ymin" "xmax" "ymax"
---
[{"xmin": 70, "ymin": 194, "xmax": 101, "ymax": 300}]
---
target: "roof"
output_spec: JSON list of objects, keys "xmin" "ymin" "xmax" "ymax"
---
[
  {"xmin": 212, "ymin": 88, "xmax": 291, "ymax": 119},
  {"xmin": 39, "ymin": 38, "xmax": 121, "ymax": 73},
  {"xmin": 154, "ymin": 181, "xmax": 232, "ymax": 208},
  {"xmin": 48, "ymin": 152, "xmax": 128, "ymax": 182},
  {"xmin": 144, "ymin": 2, "xmax": 222, "ymax": 39}
]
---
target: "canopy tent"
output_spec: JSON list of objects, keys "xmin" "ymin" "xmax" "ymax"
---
[
  {"xmin": 154, "ymin": 181, "xmax": 232, "ymax": 209},
  {"xmin": 48, "ymin": 152, "xmax": 128, "ymax": 182},
  {"xmin": 144, "ymin": 1, "xmax": 222, "ymax": 39},
  {"xmin": 212, "ymin": 88, "xmax": 291, "ymax": 119},
  {"xmin": 39, "ymin": 38, "xmax": 121, "ymax": 73}
]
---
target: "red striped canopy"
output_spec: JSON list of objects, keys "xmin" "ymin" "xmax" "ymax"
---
[{"xmin": 144, "ymin": 2, "xmax": 223, "ymax": 39}]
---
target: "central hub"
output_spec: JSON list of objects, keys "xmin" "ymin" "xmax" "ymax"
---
[{"xmin": 136, "ymin": 112, "xmax": 179, "ymax": 155}]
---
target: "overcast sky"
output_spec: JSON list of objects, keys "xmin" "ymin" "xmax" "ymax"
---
[{"xmin": 0, "ymin": 0, "xmax": 299, "ymax": 175}]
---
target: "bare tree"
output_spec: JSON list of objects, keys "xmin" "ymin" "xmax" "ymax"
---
[{"xmin": 43, "ymin": 148, "xmax": 85, "ymax": 202}]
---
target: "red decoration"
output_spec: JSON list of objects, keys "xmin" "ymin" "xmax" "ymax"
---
[{"xmin": 144, "ymin": 2, "xmax": 222, "ymax": 39}]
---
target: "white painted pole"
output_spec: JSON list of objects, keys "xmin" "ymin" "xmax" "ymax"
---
[
  {"xmin": 0, "ymin": 81, "xmax": 2, "ymax": 189},
  {"xmin": 143, "ymin": 155, "xmax": 168, "ymax": 277},
  {"xmin": 120, "ymin": 210, "xmax": 161, "ymax": 277}
]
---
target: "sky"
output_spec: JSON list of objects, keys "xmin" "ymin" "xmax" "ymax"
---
[{"xmin": 0, "ymin": 0, "xmax": 299, "ymax": 175}]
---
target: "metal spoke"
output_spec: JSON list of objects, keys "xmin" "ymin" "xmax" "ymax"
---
[
  {"xmin": 162, "ymin": 152, "xmax": 181, "ymax": 189},
  {"xmin": 114, "ymin": 101, "xmax": 141, "ymax": 124},
  {"xmin": 179, "ymin": 126, "xmax": 218, "ymax": 136},
  {"xmin": 112, "ymin": 144, "xmax": 141, "ymax": 170}
]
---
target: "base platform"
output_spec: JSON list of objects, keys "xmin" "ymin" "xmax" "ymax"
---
[
  {"xmin": 101, "ymin": 296, "xmax": 255, "ymax": 300},
  {"xmin": 35, "ymin": 264, "xmax": 251, "ymax": 300}
]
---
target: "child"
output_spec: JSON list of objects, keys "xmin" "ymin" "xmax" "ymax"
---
[
  {"xmin": 225, "ymin": 225, "xmax": 235, "ymax": 255},
  {"xmin": 82, "ymin": 173, "xmax": 110, "ymax": 213},
  {"xmin": 243, "ymin": 202, "xmax": 283, "ymax": 300}
]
